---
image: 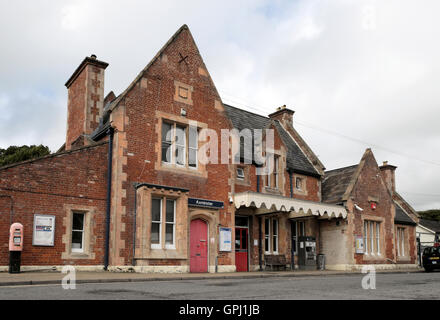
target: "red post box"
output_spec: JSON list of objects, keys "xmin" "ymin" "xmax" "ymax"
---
[{"xmin": 9, "ymin": 223, "xmax": 23, "ymax": 273}]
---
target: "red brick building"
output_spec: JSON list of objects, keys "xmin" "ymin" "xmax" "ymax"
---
[{"xmin": 0, "ymin": 25, "xmax": 418, "ymax": 272}]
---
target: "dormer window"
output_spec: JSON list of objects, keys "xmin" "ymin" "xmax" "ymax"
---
[
  {"xmin": 295, "ymin": 177, "xmax": 303, "ymax": 190},
  {"xmin": 236, "ymin": 168, "xmax": 245, "ymax": 180},
  {"xmin": 266, "ymin": 154, "xmax": 279, "ymax": 189}
]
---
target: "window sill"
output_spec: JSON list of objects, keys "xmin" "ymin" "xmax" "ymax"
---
[{"xmin": 157, "ymin": 163, "xmax": 207, "ymax": 178}]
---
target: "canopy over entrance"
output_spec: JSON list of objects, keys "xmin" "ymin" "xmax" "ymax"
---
[{"xmin": 233, "ymin": 191, "xmax": 347, "ymax": 219}]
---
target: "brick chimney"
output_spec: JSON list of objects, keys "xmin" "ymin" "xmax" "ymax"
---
[
  {"xmin": 379, "ymin": 161, "xmax": 397, "ymax": 194},
  {"xmin": 64, "ymin": 54, "xmax": 109, "ymax": 150},
  {"xmin": 268, "ymin": 105, "xmax": 295, "ymax": 127}
]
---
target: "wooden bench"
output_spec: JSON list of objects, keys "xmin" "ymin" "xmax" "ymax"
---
[{"xmin": 264, "ymin": 254, "xmax": 288, "ymax": 271}]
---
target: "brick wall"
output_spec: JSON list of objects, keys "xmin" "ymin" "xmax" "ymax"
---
[{"xmin": 0, "ymin": 142, "xmax": 108, "ymax": 266}]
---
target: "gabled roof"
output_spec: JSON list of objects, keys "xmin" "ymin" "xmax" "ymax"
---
[
  {"xmin": 419, "ymin": 219, "xmax": 440, "ymax": 233},
  {"xmin": 394, "ymin": 202, "xmax": 417, "ymax": 225},
  {"xmin": 322, "ymin": 165, "xmax": 359, "ymax": 203},
  {"xmin": 223, "ymin": 104, "xmax": 320, "ymax": 177}
]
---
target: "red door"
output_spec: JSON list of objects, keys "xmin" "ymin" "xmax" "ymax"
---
[
  {"xmin": 190, "ymin": 219, "xmax": 208, "ymax": 273},
  {"xmin": 235, "ymin": 227, "xmax": 248, "ymax": 272}
]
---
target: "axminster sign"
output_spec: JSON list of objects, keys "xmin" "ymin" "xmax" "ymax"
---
[{"xmin": 188, "ymin": 198, "xmax": 224, "ymax": 209}]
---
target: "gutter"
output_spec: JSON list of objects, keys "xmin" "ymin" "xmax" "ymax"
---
[{"xmin": 104, "ymin": 127, "xmax": 114, "ymax": 270}]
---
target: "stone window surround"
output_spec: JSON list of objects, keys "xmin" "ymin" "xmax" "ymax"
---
[
  {"xmin": 263, "ymin": 149, "xmax": 284, "ymax": 195},
  {"xmin": 293, "ymin": 173, "xmax": 308, "ymax": 196},
  {"xmin": 135, "ymin": 186, "xmax": 188, "ymax": 261},
  {"xmin": 235, "ymin": 164, "xmax": 250, "ymax": 186},
  {"xmin": 62, "ymin": 204, "xmax": 96, "ymax": 260},
  {"xmin": 396, "ymin": 226, "xmax": 410, "ymax": 260},
  {"xmin": 361, "ymin": 215, "xmax": 385, "ymax": 260},
  {"xmin": 155, "ymin": 111, "xmax": 208, "ymax": 178}
]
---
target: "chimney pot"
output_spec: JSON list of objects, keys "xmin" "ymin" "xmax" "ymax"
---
[{"xmin": 91, "ymin": 54, "xmax": 97, "ymax": 59}]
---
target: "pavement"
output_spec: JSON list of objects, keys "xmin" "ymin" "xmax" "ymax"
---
[{"xmin": 0, "ymin": 267, "xmax": 424, "ymax": 287}]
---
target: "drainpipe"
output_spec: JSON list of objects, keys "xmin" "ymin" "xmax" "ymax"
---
[
  {"xmin": 256, "ymin": 173, "xmax": 260, "ymax": 193},
  {"xmin": 104, "ymin": 127, "xmax": 114, "ymax": 271},
  {"xmin": 132, "ymin": 183, "xmax": 141, "ymax": 267}
]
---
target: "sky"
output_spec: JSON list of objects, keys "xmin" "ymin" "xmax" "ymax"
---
[{"xmin": 0, "ymin": 0, "xmax": 439, "ymax": 210}]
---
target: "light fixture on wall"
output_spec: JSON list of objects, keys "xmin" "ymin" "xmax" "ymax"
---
[
  {"xmin": 354, "ymin": 204, "xmax": 364, "ymax": 211},
  {"xmin": 181, "ymin": 108, "xmax": 187, "ymax": 116}
]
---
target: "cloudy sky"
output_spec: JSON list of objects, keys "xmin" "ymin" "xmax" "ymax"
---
[{"xmin": 0, "ymin": 0, "xmax": 439, "ymax": 210}]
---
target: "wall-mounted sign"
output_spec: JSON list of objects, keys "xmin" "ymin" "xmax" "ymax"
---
[
  {"xmin": 355, "ymin": 236, "xmax": 364, "ymax": 254},
  {"xmin": 219, "ymin": 227, "xmax": 232, "ymax": 252},
  {"xmin": 188, "ymin": 198, "xmax": 224, "ymax": 209},
  {"xmin": 370, "ymin": 202, "xmax": 377, "ymax": 210},
  {"xmin": 32, "ymin": 214, "xmax": 55, "ymax": 246}
]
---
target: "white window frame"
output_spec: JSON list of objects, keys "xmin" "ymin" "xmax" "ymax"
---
[
  {"xmin": 274, "ymin": 156, "xmax": 279, "ymax": 189},
  {"xmin": 265, "ymin": 218, "xmax": 279, "ymax": 254},
  {"xmin": 376, "ymin": 222, "xmax": 380, "ymax": 255},
  {"xmin": 397, "ymin": 227, "xmax": 405, "ymax": 257},
  {"xmin": 370, "ymin": 221, "xmax": 374, "ymax": 255},
  {"xmin": 151, "ymin": 198, "xmax": 162, "ymax": 249},
  {"xmin": 272, "ymin": 218, "xmax": 279, "ymax": 254},
  {"xmin": 165, "ymin": 199, "xmax": 176, "ymax": 249},
  {"xmin": 175, "ymin": 124, "xmax": 186, "ymax": 167},
  {"xmin": 71, "ymin": 212, "xmax": 85, "ymax": 253},
  {"xmin": 264, "ymin": 218, "xmax": 270, "ymax": 254},
  {"xmin": 188, "ymin": 125, "xmax": 198, "ymax": 169},
  {"xmin": 295, "ymin": 177, "xmax": 302, "ymax": 190},
  {"xmin": 364, "ymin": 221, "xmax": 369, "ymax": 255}
]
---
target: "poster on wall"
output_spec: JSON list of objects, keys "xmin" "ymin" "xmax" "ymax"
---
[
  {"xmin": 355, "ymin": 236, "xmax": 364, "ymax": 254},
  {"xmin": 219, "ymin": 227, "xmax": 232, "ymax": 252},
  {"xmin": 32, "ymin": 214, "xmax": 55, "ymax": 246}
]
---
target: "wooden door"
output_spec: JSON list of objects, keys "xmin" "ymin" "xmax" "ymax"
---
[
  {"xmin": 190, "ymin": 219, "xmax": 208, "ymax": 273},
  {"xmin": 235, "ymin": 227, "xmax": 248, "ymax": 272}
]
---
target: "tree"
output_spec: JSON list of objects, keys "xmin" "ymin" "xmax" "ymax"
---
[
  {"xmin": 0, "ymin": 145, "xmax": 50, "ymax": 167},
  {"xmin": 418, "ymin": 209, "xmax": 440, "ymax": 221}
]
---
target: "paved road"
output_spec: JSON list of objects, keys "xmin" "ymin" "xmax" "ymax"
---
[{"xmin": 0, "ymin": 271, "xmax": 439, "ymax": 300}]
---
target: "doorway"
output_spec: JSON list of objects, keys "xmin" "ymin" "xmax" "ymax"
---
[{"xmin": 190, "ymin": 219, "xmax": 208, "ymax": 273}]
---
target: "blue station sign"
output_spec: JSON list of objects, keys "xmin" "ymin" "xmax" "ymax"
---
[{"xmin": 188, "ymin": 198, "xmax": 224, "ymax": 209}]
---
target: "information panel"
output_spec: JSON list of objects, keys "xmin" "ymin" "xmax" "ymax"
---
[
  {"xmin": 32, "ymin": 214, "xmax": 55, "ymax": 246},
  {"xmin": 219, "ymin": 227, "xmax": 232, "ymax": 252},
  {"xmin": 355, "ymin": 236, "xmax": 364, "ymax": 254}
]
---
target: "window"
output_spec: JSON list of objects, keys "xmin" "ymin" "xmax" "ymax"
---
[
  {"xmin": 151, "ymin": 198, "xmax": 162, "ymax": 248},
  {"xmin": 151, "ymin": 197, "xmax": 176, "ymax": 249},
  {"xmin": 165, "ymin": 199, "xmax": 176, "ymax": 248},
  {"xmin": 376, "ymin": 223, "xmax": 380, "ymax": 255},
  {"xmin": 264, "ymin": 218, "xmax": 270, "ymax": 253},
  {"xmin": 236, "ymin": 167, "xmax": 245, "ymax": 180},
  {"xmin": 265, "ymin": 218, "xmax": 279, "ymax": 253},
  {"xmin": 397, "ymin": 227, "xmax": 406, "ymax": 257},
  {"xmin": 364, "ymin": 220, "xmax": 381, "ymax": 255},
  {"xmin": 364, "ymin": 221, "xmax": 368, "ymax": 254},
  {"xmin": 161, "ymin": 121, "xmax": 198, "ymax": 169},
  {"xmin": 272, "ymin": 219, "xmax": 278, "ymax": 253},
  {"xmin": 71, "ymin": 212, "xmax": 85, "ymax": 253},
  {"xmin": 266, "ymin": 154, "xmax": 279, "ymax": 189},
  {"xmin": 295, "ymin": 177, "xmax": 303, "ymax": 190}
]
